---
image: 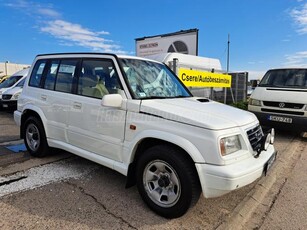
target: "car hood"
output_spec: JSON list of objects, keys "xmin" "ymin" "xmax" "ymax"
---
[
  {"xmin": 2, "ymin": 86, "xmax": 22, "ymax": 95},
  {"xmin": 140, "ymin": 97, "xmax": 257, "ymax": 130},
  {"xmin": 0, "ymin": 87, "xmax": 10, "ymax": 94}
]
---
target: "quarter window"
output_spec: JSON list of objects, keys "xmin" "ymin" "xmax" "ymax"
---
[{"xmin": 29, "ymin": 60, "xmax": 46, "ymax": 87}]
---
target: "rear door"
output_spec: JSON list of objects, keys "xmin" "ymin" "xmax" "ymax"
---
[{"xmin": 29, "ymin": 58, "xmax": 80, "ymax": 141}]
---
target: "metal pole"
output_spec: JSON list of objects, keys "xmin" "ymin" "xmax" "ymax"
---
[
  {"xmin": 227, "ymin": 34, "xmax": 230, "ymax": 73},
  {"xmin": 224, "ymin": 34, "xmax": 230, "ymax": 104},
  {"xmin": 210, "ymin": 68, "xmax": 214, "ymax": 99},
  {"xmin": 172, "ymin": 58, "xmax": 178, "ymax": 75},
  {"xmin": 5, "ymin": 61, "xmax": 8, "ymax": 75}
]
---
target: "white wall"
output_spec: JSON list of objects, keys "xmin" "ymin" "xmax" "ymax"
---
[{"xmin": 0, "ymin": 62, "xmax": 30, "ymax": 76}]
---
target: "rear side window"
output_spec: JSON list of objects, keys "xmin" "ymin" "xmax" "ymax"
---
[
  {"xmin": 54, "ymin": 59, "xmax": 78, "ymax": 93},
  {"xmin": 55, "ymin": 59, "xmax": 78, "ymax": 93},
  {"xmin": 29, "ymin": 60, "xmax": 46, "ymax": 87}
]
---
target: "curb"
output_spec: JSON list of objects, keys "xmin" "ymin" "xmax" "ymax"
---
[{"xmin": 217, "ymin": 137, "xmax": 302, "ymax": 230}]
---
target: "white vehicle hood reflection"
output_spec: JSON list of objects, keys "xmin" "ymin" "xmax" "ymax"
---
[{"xmin": 140, "ymin": 97, "xmax": 257, "ymax": 130}]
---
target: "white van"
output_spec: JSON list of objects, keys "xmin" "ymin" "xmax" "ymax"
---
[
  {"xmin": 15, "ymin": 53, "xmax": 276, "ymax": 218},
  {"xmin": 248, "ymin": 68, "xmax": 307, "ymax": 131},
  {"xmin": 0, "ymin": 68, "xmax": 28, "ymax": 109},
  {"xmin": 1, "ymin": 76, "xmax": 27, "ymax": 110}
]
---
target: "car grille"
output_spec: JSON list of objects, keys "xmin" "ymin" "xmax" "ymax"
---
[
  {"xmin": 2, "ymin": 95, "xmax": 12, "ymax": 100},
  {"xmin": 263, "ymin": 101, "xmax": 304, "ymax": 109},
  {"xmin": 247, "ymin": 125, "xmax": 263, "ymax": 151},
  {"xmin": 261, "ymin": 108, "xmax": 304, "ymax": 116}
]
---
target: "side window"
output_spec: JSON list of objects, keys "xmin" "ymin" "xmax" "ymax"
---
[
  {"xmin": 29, "ymin": 60, "xmax": 46, "ymax": 87},
  {"xmin": 78, "ymin": 59, "xmax": 121, "ymax": 99},
  {"xmin": 44, "ymin": 60, "xmax": 60, "ymax": 90},
  {"xmin": 55, "ymin": 59, "xmax": 78, "ymax": 93}
]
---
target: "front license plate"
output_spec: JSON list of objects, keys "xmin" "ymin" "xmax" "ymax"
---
[
  {"xmin": 2, "ymin": 104, "xmax": 8, "ymax": 108},
  {"xmin": 268, "ymin": 115, "xmax": 292, "ymax": 123},
  {"xmin": 264, "ymin": 152, "xmax": 276, "ymax": 176}
]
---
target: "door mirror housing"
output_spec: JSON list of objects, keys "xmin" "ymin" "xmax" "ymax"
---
[{"xmin": 101, "ymin": 94, "xmax": 123, "ymax": 108}]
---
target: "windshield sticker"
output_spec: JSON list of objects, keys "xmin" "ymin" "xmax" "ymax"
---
[{"xmin": 138, "ymin": 92, "xmax": 147, "ymax": 97}]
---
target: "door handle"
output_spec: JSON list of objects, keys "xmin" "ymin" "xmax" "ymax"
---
[
  {"xmin": 41, "ymin": 95, "xmax": 47, "ymax": 101},
  {"xmin": 73, "ymin": 102, "xmax": 82, "ymax": 110}
]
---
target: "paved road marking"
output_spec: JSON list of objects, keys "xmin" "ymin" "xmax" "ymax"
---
[{"xmin": 0, "ymin": 158, "xmax": 100, "ymax": 197}]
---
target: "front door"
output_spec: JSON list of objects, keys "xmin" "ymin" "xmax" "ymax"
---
[{"xmin": 67, "ymin": 57, "xmax": 126, "ymax": 162}]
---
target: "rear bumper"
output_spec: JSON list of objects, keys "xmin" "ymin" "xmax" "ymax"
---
[{"xmin": 196, "ymin": 145, "xmax": 276, "ymax": 198}]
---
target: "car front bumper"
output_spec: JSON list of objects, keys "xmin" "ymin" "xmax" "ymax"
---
[
  {"xmin": 0, "ymin": 99, "xmax": 17, "ymax": 109},
  {"xmin": 196, "ymin": 144, "xmax": 276, "ymax": 198},
  {"xmin": 251, "ymin": 111, "xmax": 307, "ymax": 132}
]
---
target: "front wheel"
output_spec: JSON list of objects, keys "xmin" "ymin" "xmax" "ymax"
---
[
  {"xmin": 24, "ymin": 116, "xmax": 50, "ymax": 157},
  {"xmin": 136, "ymin": 145, "xmax": 201, "ymax": 218}
]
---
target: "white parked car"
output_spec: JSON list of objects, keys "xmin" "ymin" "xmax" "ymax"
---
[
  {"xmin": 0, "ymin": 68, "xmax": 28, "ymax": 109},
  {"xmin": 14, "ymin": 53, "xmax": 276, "ymax": 218}
]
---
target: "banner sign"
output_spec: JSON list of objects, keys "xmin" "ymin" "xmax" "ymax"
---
[
  {"xmin": 135, "ymin": 29, "xmax": 198, "ymax": 57},
  {"xmin": 178, "ymin": 68, "xmax": 232, "ymax": 88}
]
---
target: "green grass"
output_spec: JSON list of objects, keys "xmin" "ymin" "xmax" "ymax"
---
[{"xmin": 230, "ymin": 101, "xmax": 248, "ymax": 110}]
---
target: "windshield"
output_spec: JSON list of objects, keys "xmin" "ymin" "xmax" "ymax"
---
[
  {"xmin": 259, "ymin": 69, "xmax": 307, "ymax": 88},
  {"xmin": 0, "ymin": 75, "xmax": 23, "ymax": 89},
  {"xmin": 119, "ymin": 58, "xmax": 191, "ymax": 99},
  {"xmin": 16, "ymin": 78, "xmax": 26, "ymax": 87}
]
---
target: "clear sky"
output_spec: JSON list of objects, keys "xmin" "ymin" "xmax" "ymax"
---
[{"xmin": 1, "ymin": 0, "xmax": 306, "ymax": 79}]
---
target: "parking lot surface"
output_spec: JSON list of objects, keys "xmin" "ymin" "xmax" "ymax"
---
[{"xmin": 0, "ymin": 111, "xmax": 305, "ymax": 229}]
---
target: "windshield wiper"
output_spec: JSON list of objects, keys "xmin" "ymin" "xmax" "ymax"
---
[
  {"xmin": 141, "ymin": 96, "xmax": 168, "ymax": 99},
  {"xmin": 172, "ymin": 95, "xmax": 191, "ymax": 98},
  {"xmin": 141, "ymin": 95, "xmax": 191, "ymax": 100}
]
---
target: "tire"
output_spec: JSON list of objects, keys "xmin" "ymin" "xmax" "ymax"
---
[
  {"xmin": 136, "ymin": 145, "xmax": 201, "ymax": 218},
  {"xmin": 23, "ymin": 116, "xmax": 50, "ymax": 157}
]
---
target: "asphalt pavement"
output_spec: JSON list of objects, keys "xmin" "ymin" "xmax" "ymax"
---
[
  {"xmin": 0, "ymin": 110, "xmax": 306, "ymax": 229},
  {"xmin": 225, "ymin": 131, "xmax": 307, "ymax": 230},
  {"xmin": 260, "ymin": 133, "xmax": 307, "ymax": 230}
]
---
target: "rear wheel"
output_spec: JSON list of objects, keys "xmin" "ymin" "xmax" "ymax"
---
[
  {"xmin": 24, "ymin": 116, "xmax": 50, "ymax": 157},
  {"xmin": 136, "ymin": 145, "xmax": 201, "ymax": 218}
]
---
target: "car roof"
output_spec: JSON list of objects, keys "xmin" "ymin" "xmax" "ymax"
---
[{"xmin": 35, "ymin": 52, "xmax": 162, "ymax": 64}]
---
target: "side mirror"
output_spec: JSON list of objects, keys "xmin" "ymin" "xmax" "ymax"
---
[
  {"xmin": 250, "ymin": 80, "xmax": 259, "ymax": 88},
  {"xmin": 101, "ymin": 94, "xmax": 123, "ymax": 108}
]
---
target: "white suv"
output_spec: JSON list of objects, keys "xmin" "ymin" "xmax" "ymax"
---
[{"xmin": 15, "ymin": 53, "xmax": 276, "ymax": 218}]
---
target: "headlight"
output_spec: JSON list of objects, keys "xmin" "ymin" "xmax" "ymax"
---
[
  {"xmin": 270, "ymin": 128, "xmax": 275, "ymax": 144},
  {"xmin": 260, "ymin": 128, "xmax": 275, "ymax": 152},
  {"xmin": 249, "ymin": 98, "xmax": 261, "ymax": 106},
  {"xmin": 261, "ymin": 133, "xmax": 271, "ymax": 151},
  {"xmin": 12, "ymin": 92, "xmax": 21, "ymax": 100},
  {"xmin": 220, "ymin": 135, "xmax": 242, "ymax": 156}
]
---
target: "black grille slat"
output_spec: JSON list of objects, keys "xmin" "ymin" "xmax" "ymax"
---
[
  {"xmin": 2, "ymin": 95, "xmax": 12, "ymax": 100},
  {"xmin": 263, "ymin": 101, "xmax": 304, "ymax": 109},
  {"xmin": 247, "ymin": 125, "xmax": 263, "ymax": 151},
  {"xmin": 261, "ymin": 108, "xmax": 304, "ymax": 116}
]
